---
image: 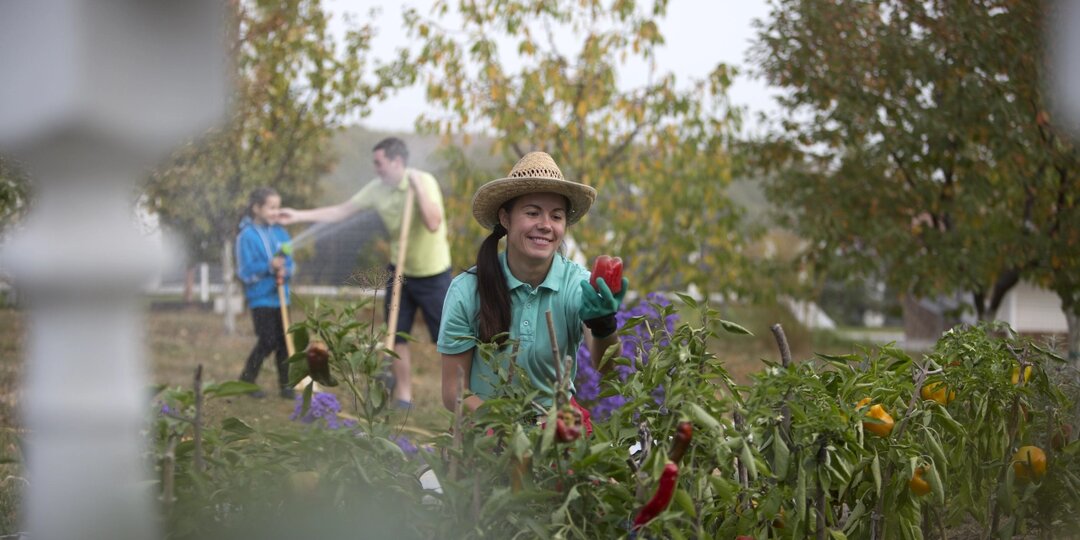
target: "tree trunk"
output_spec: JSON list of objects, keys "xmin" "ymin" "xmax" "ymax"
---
[
  {"xmin": 222, "ymin": 239, "xmax": 237, "ymax": 335},
  {"xmin": 1066, "ymin": 310, "xmax": 1079, "ymax": 366},
  {"xmin": 183, "ymin": 265, "xmax": 195, "ymax": 303}
]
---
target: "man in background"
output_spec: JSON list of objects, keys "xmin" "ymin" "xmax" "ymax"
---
[{"xmin": 279, "ymin": 137, "xmax": 451, "ymax": 409}]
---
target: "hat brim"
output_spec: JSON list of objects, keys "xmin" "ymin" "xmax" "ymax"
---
[{"xmin": 472, "ymin": 176, "xmax": 597, "ymax": 230}]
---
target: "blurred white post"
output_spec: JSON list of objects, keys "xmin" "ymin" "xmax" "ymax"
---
[
  {"xmin": 1050, "ymin": 0, "xmax": 1080, "ymax": 136},
  {"xmin": 0, "ymin": 2, "xmax": 227, "ymax": 539},
  {"xmin": 1050, "ymin": 0, "xmax": 1080, "ymax": 364},
  {"xmin": 200, "ymin": 262, "xmax": 210, "ymax": 303}
]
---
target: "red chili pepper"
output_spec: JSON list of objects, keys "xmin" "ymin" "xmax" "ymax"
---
[
  {"xmin": 589, "ymin": 255, "xmax": 623, "ymax": 294},
  {"xmin": 632, "ymin": 462, "xmax": 679, "ymax": 530},
  {"xmin": 668, "ymin": 421, "xmax": 693, "ymax": 464}
]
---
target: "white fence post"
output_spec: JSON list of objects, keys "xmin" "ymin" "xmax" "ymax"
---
[
  {"xmin": 200, "ymin": 262, "xmax": 210, "ymax": 303},
  {"xmin": 0, "ymin": 2, "xmax": 227, "ymax": 539}
]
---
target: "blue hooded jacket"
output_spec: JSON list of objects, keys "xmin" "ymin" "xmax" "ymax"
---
[{"xmin": 235, "ymin": 216, "xmax": 294, "ymax": 308}]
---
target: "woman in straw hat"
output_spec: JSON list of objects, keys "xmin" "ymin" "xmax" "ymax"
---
[{"xmin": 437, "ymin": 152, "xmax": 629, "ymax": 416}]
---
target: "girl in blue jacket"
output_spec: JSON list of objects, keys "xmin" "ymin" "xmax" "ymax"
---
[{"xmin": 236, "ymin": 187, "xmax": 295, "ymax": 399}]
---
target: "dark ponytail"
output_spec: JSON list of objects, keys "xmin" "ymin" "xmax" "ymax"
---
[{"xmin": 476, "ymin": 222, "xmax": 510, "ymax": 345}]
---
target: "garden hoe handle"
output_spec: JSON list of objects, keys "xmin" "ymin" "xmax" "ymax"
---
[
  {"xmin": 277, "ymin": 278, "xmax": 295, "ymax": 357},
  {"xmin": 275, "ymin": 245, "xmax": 314, "ymax": 392},
  {"xmin": 280, "ymin": 279, "xmax": 319, "ymax": 393},
  {"xmin": 273, "ymin": 244, "xmax": 297, "ymax": 358},
  {"xmin": 384, "ymin": 185, "xmax": 415, "ymax": 352}
]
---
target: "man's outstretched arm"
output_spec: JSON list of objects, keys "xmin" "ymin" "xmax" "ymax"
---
[{"xmin": 278, "ymin": 200, "xmax": 357, "ymax": 225}]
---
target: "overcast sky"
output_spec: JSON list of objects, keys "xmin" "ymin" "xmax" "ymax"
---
[{"xmin": 324, "ymin": 0, "xmax": 782, "ymax": 135}]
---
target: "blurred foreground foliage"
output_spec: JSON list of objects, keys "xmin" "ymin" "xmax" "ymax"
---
[{"xmin": 0, "ymin": 155, "xmax": 29, "ymax": 235}]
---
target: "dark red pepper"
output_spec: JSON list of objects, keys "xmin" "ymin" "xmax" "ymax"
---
[
  {"xmin": 632, "ymin": 462, "xmax": 679, "ymax": 530},
  {"xmin": 589, "ymin": 255, "xmax": 623, "ymax": 294},
  {"xmin": 668, "ymin": 422, "xmax": 693, "ymax": 464},
  {"xmin": 305, "ymin": 341, "xmax": 337, "ymax": 386}
]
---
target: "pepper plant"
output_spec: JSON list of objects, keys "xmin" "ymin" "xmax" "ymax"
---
[{"xmin": 150, "ymin": 295, "xmax": 1080, "ymax": 539}]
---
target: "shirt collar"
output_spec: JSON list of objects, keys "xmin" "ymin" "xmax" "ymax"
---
[
  {"xmin": 375, "ymin": 170, "xmax": 410, "ymax": 191},
  {"xmin": 499, "ymin": 251, "xmax": 565, "ymax": 292}
]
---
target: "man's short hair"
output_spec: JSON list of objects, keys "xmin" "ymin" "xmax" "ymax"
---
[{"xmin": 373, "ymin": 137, "xmax": 409, "ymax": 165}]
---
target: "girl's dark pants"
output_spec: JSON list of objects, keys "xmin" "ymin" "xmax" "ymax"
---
[{"xmin": 239, "ymin": 306, "xmax": 289, "ymax": 389}]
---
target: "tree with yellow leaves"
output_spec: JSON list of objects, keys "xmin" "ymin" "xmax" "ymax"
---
[{"xmin": 394, "ymin": 0, "xmax": 755, "ymax": 295}]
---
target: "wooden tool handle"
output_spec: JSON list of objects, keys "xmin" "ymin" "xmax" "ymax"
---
[{"xmin": 385, "ymin": 186, "xmax": 416, "ymax": 351}]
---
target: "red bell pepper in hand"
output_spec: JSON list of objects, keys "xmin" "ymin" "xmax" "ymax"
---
[
  {"xmin": 554, "ymin": 409, "xmax": 583, "ymax": 442},
  {"xmin": 632, "ymin": 462, "xmax": 679, "ymax": 530},
  {"xmin": 589, "ymin": 255, "xmax": 623, "ymax": 294},
  {"xmin": 668, "ymin": 422, "xmax": 693, "ymax": 464}
]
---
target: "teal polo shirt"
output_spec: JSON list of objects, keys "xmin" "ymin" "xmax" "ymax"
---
[{"xmin": 438, "ymin": 252, "xmax": 590, "ymax": 403}]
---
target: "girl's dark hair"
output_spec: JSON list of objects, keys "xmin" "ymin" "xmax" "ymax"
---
[
  {"xmin": 238, "ymin": 187, "xmax": 279, "ymax": 234},
  {"xmin": 475, "ymin": 200, "xmax": 514, "ymax": 344},
  {"xmin": 245, "ymin": 187, "xmax": 279, "ymax": 218}
]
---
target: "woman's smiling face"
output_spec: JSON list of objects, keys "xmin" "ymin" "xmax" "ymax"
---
[{"xmin": 499, "ymin": 192, "xmax": 568, "ymax": 264}]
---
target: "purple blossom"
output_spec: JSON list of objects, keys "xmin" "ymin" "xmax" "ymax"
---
[
  {"xmin": 392, "ymin": 435, "xmax": 419, "ymax": 456},
  {"xmin": 575, "ymin": 293, "xmax": 678, "ymax": 420},
  {"xmin": 159, "ymin": 403, "xmax": 174, "ymax": 416},
  {"xmin": 291, "ymin": 392, "xmax": 357, "ymax": 430}
]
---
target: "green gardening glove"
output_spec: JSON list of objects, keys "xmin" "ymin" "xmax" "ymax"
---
[{"xmin": 578, "ymin": 277, "xmax": 629, "ymax": 338}]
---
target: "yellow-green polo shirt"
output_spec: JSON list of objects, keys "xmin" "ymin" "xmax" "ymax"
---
[
  {"xmin": 349, "ymin": 169, "xmax": 451, "ymax": 277},
  {"xmin": 437, "ymin": 252, "xmax": 591, "ymax": 404}
]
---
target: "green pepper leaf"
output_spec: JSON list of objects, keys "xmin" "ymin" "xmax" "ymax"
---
[
  {"xmin": 718, "ymin": 319, "xmax": 753, "ymax": 336},
  {"xmin": 204, "ymin": 380, "xmax": 260, "ymax": 398},
  {"xmin": 674, "ymin": 488, "xmax": 696, "ymax": 518}
]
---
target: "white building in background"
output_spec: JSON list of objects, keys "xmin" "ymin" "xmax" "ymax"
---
[
  {"xmin": 995, "ymin": 280, "xmax": 1068, "ymax": 334},
  {"xmin": 782, "ymin": 297, "xmax": 836, "ymax": 330}
]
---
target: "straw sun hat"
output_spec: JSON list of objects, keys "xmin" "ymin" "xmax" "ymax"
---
[{"xmin": 471, "ymin": 151, "xmax": 597, "ymax": 230}]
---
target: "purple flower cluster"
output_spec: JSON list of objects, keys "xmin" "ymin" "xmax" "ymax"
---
[
  {"xmin": 290, "ymin": 392, "xmax": 357, "ymax": 430},
  {"xmin": 392, "ymin": 435, "xmax": 419, "ymax": 456},
  {"xmin": 575, "ymin": 293, "xmax": 678, "ymax": 420}
]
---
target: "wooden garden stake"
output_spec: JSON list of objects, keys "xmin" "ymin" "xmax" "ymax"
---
[
  {"xmin": 815, "ymin": 438, "xmax": 828, "ymax": 540},
  {"xmin": 161, "ymin": 436, "xmax": 178, "ymax": 513},
  {"xmin": 450, "ymin": 365, "xmax": 465, "ymax": 481},
  {"xmin": 508, "ymin": 342, "xmax": 519, "ymax": 385},
  {"xmin": 545, "ymin": 310, "xmax": 563, "ymax": 407},
  {"xmin": 193, "ymin": 364, "xmax": 205, "ymax": 473},
  {"xmin": 770, "ymin": 323, "xmax": 793, "ymax": 367},
  {"xmin": 734, "ymin": 411, "xmax": 749, "ymax": 494},
  {"xmin": 771, "ymin": 323, "xmax": 793, "ymax": 445}
]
